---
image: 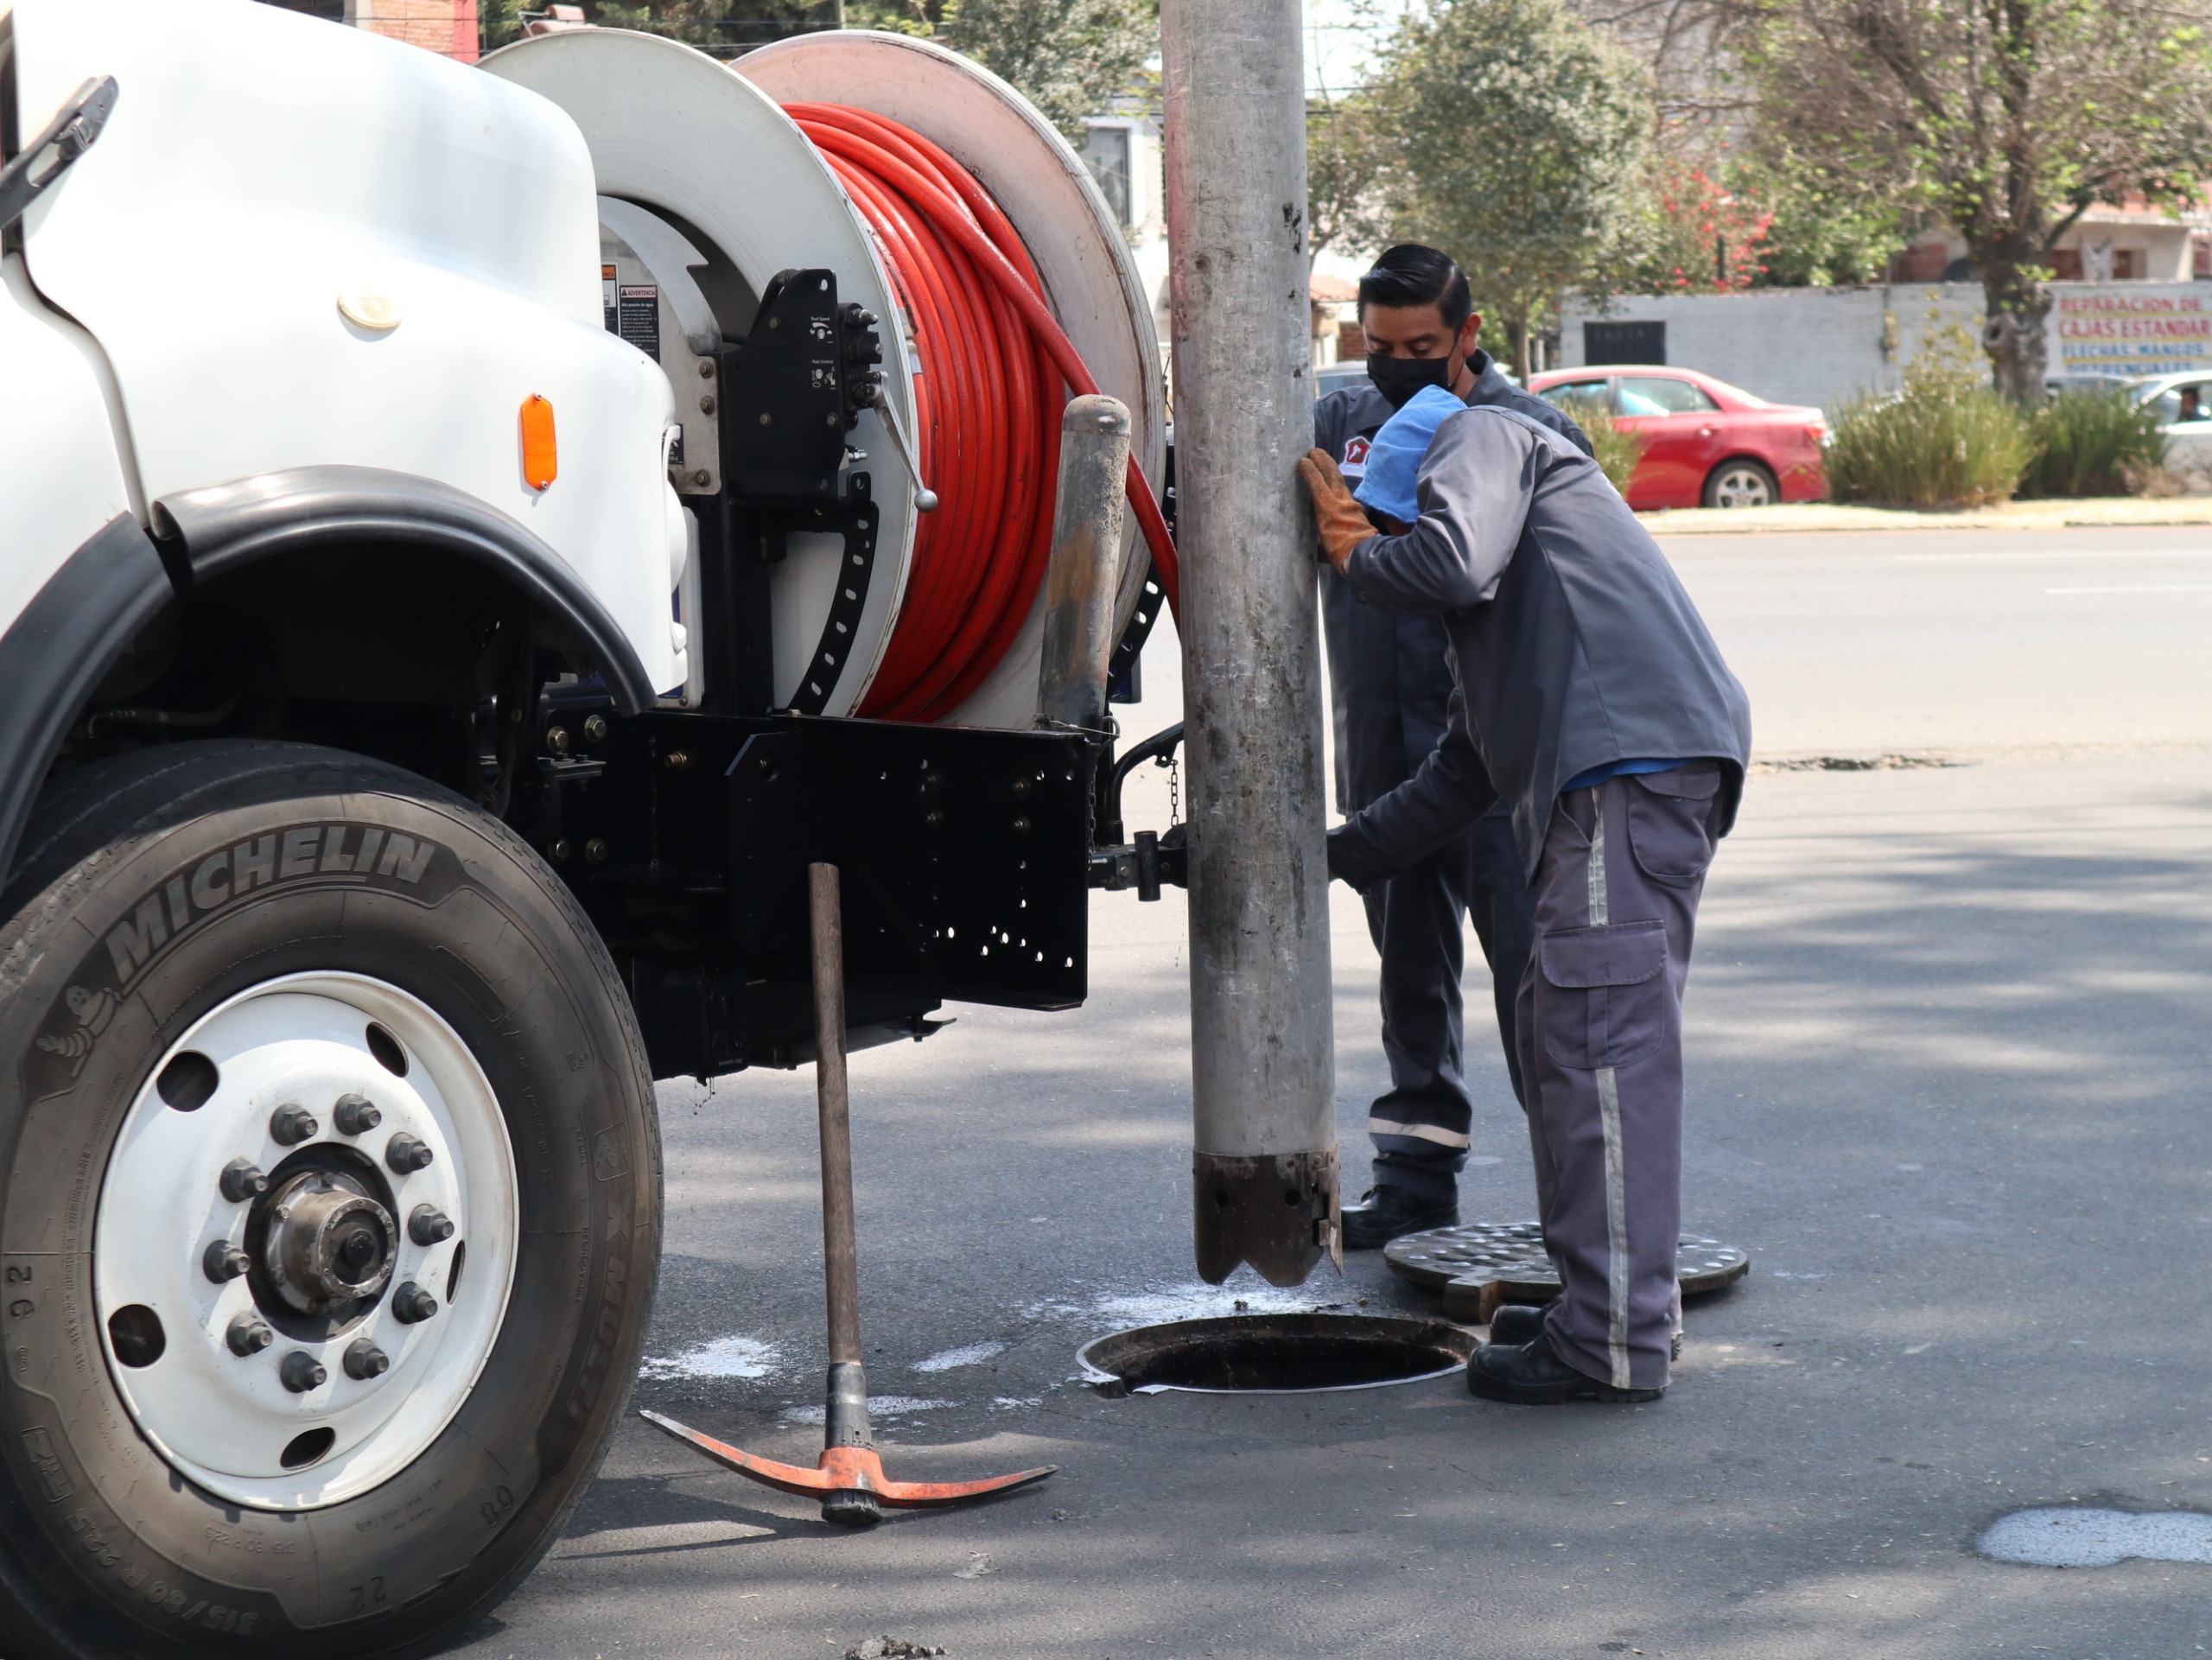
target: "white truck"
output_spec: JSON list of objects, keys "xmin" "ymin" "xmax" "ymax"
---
[{"xmin": 0, "ymin": 3, "xmax": 1172, "ymax": 1651}]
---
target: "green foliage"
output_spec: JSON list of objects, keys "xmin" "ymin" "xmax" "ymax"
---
[
  {"xmin": 2023, "ymin": 388, "xmax": 2171, "ymax": 499},
  {"xmin": 1739, "ymin": 147, "xmax": 1906, "ymax": 289},
  {"xmin": 1732, "ymin": 0, "xmax": 2212, "ymax": 399},
  {"xmin": 1824, "ymin": 327, "xmax": 2036, "ymax": 507},
  {"xmin": 513, "ymin": 1, "xmax": 835, "ymax": 52},
  {"xmin": 1306, "ymin": 89, "xmax": 1392, "ymax": 262},
  {"xmin": 1555, "ymin": 396, "xmax": 1643, "ymax": 497},
  {"xmin": 1631, "ymin": 147, "xmax": 1772, "ymax": 293},
  {"xmin": 842, "ymin": 0, "xmax": 1158, "ymax": 144},
  {"xmin": 483, "ymin": 2, "xmax": 1157, "ymax": 146},
  {"xmin": 1363, "ymin": 0, "xmax": 1655, "ymax": 379}
]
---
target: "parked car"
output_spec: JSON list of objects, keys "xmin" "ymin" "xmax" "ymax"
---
[
  {"xmin": 1314, "ymin": 359, "xmax": 1372, "ymax": 400},
  {"xmin": 1527, "ymin": 365, "xmax": 1828, "ymax": 510},
  {"xmin": 2127, "ymin": 370, "xmax": 2212, "ymax": 433},
  {"xmin": 2046, "ymin": 372, "xmax": 2140, "ymax": 396},
  {"xmin": 1309, "ymin": 359, "xmax": 1527, "ymax": 402}
]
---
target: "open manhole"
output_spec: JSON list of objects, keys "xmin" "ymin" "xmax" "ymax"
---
[{"xmin": 1077, "ymin": 1313, "xmax": 1477, "ymax": 1396}]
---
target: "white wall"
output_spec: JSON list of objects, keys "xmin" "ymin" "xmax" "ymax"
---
[{"xmin": 1560, "ymin": 283, "xmax": 2212, "ymax": 413}]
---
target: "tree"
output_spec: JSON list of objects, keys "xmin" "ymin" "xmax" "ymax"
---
[
  {"xmin": 1365, "ymin": 0, "xmax": 1656, "ymax": 378},
  {"xmin": 1726, "ymin": 0, "xmax": 2212, "ymax": 401},
  {"xmin": 481, "ymin": 2, "xmax": 1157, "ymax": 149},
  {"xmin": 480, "ymin": 2, "xmax": 837, "ymax": 54},
  {"xmin": 1306, "ymin": 86, "xmax": 1393, "ymax": 262},
  {"xmin": 1635, "ymin": 147, "xmax": 1773, "ymax": 290},
  {"xmin": 840, "ymin": 0, "xmax": 1158, "ymax": 145}
]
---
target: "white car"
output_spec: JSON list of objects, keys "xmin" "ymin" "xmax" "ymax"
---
[{"xmin": 2128, "ymin": 369, "xmax": 2212, "ymax": 433}]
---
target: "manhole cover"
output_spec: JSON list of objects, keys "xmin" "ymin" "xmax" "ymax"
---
[
  {"xmin": 1384, "ymin": 1222, "xmax": 1749, "ymax": 1322},
  {"xmin": 1077, "ymin": 1313, "xmax": 1478, "ymax": 1397}
]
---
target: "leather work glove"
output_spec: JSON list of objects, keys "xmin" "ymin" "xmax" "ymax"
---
[{"xmin": 1299, "ymin": 447, "xmax": 1376, "ymax": 574}]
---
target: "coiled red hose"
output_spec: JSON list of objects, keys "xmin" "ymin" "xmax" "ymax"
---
[{"xmin": 785, "ymin": 103, "xmax": 1179, "ymax": 722}]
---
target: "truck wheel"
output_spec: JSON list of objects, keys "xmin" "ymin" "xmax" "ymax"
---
[{"xmin": 0, "ymin": 741, "xmax": 660, "ymax": 1658}]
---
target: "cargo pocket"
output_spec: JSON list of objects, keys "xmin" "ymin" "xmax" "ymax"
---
[
  {"xmin": 1538, "ymin": 919, "xmax": 1669, "ymax": 1070},
  {"xmin": 1627, "ymin": 764, "xmax": 1721, "ymax": 887}
]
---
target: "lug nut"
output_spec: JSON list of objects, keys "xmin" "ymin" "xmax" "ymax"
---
[
  {"xmin": 279, "ymin": 1351, "xmax": 327, "ymax": 1393},
  {"xmin": 333, "ymin": 1093, "xmax": 382, "ymax": 1135},
  {"xmin": 409, "ymin": 1205, "xmax": 456, "ymax": 1246},
  {"xmin": 391, "ymin": 1282, "xmax": 439, "ymax": 1324},
  {"xmin": 385, "ymin": 1133, "xmax": 434, "ymax": 1174},
  {"xmin": 226, "ymin": 1313, "xmax": 275, "ymax": 1356},
  {"xmin": 270, "ymin": 1103, "xmax": 318, "ymax": 1146},
  {"xmin": 343, "ymin": 1339, "xmax": 391, "ymax": 1380},
  {"xmin": 219, "ymin": 1159, "xmax": 270, "ymax": 1203},
  {"xmin": 203, "ymin": 1240, "xmax": 252, "ymax": 1283}
]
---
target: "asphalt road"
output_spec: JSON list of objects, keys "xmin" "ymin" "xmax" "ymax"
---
[{"xmin": 453, "ymin": 525, "xmax": 2212, "ymax": 1660}]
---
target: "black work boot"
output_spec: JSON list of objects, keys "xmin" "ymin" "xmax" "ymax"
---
[
  {"xmin": 1486, "ymin": 1300, "xmax": 1558, "ymax": 1346},
  {"xmin": 1340, "ymin": 1186, "xmax": 1458, "ymax": 1251},
  {"xmin": 1465, "ymin": 1332, "xmax": 1664, "ymax": 1405}
]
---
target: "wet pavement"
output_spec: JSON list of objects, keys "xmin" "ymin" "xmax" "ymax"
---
[{"xmin": 452, "ymin": 528, "xmax": 2212, "ymax": 1658}]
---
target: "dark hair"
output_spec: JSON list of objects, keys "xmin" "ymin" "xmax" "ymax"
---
[{"xmin": 1357, "ymin": 244, "xmax": 1472, "ymax": 332}]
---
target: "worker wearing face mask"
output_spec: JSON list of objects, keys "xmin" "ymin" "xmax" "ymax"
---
[
  {"xmin": 1302, "ymin": 391, "xmax": 1751, "ymax": 1404},
  {"xmin": 1314, "ymin": 244, "xmax": 1592, "ymax": 1250}
]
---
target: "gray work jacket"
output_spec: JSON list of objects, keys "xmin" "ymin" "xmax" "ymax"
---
[
  {"xmin": 1328, "ymin": 405, "xmax": 1752, "ymax": 884},
  {"xmin": 1313, "ymin": 355, "xmax": 1591, "ymax": 817}
]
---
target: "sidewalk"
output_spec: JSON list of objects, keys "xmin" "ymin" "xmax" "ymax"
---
[{"xmin": 1641, "ymin": 496, "xmax": 2212, "ymax": 534}]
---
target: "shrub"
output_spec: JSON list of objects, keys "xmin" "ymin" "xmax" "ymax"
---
[
  {"xmin": 1556, "ymin": 396, "xmax": 1644, "ymax": 496},
  {"xmin": 1824, "ymin": 328, "xmax": 2034, "ymax": 507},
  {"xmin": 2023, "ymin": 388, "xmax": 2170, "ymax": 498}
]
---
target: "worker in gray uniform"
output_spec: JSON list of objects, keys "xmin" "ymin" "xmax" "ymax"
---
[
  {"xmin": 1302, "ymin": 401, "xmax": 1751, "ymax": 1405},
  {"xmin": 1318, "ymin": 245, "xmax": 1592, "ymax": 1251}
]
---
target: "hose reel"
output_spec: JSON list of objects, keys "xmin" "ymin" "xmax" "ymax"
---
[{"xmin": 485, "ymin": 28, "xmax": 1169, "ymax": 731}]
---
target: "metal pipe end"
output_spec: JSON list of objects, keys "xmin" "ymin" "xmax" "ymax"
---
[{"xmin": 1192, "ymin": 1148, "xmax": 1340, "ymax": 1287}]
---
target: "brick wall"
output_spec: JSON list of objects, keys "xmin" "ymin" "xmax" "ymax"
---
[{"xmin": 345, "ymin": 1, "xmax": 479, "ymax": 62}]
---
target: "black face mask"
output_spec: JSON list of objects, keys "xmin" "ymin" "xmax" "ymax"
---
[{"xmin": 1366, "ymin": 353, "xmax": 1455, "ymax": 409}]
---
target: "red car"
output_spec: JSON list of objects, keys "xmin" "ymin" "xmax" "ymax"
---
[{"xmin": 1527, "ymin": 365, "xmax": 1827, "ymax": 510}]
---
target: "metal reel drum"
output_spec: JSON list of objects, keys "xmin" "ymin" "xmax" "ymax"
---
[
  {"xmin": 739, "ymin": 29, "xmax": 1168, "ymax": 730},
  {"xmin": 483, "ymin": 29, "xmax": 919, "ymax": 721}
]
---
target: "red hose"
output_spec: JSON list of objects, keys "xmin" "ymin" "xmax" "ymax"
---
[{"xmin": 785, "ymin": 103, "xmax": 1179, "ymax": 722}]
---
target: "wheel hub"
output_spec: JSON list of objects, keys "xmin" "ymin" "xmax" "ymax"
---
[
  {"xmin": 260, "ymin": 1168, "xmax": 397, "ymax": 1313},
  {"xmin": 92, "ymin": 973, "xmax": 518, "ymax": 1511}
]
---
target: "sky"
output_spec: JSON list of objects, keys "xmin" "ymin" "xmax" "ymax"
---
[{"xmin": 1304, "ymin": 0, "xmax": 1419, "ymax": 96}]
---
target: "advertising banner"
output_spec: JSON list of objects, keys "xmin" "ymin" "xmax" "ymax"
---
[{"xmin": 2050, "ymin": 285, "xmax": 2212, "ymax": 377}]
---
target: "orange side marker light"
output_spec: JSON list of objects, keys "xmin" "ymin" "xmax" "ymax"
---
[{"xmin": 520, "ymin": 394, "xmax": 558, "ymax": 492}]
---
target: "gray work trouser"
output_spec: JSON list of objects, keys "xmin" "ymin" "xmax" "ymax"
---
[
  {"xmin": 1363, "ymin": 807, "xmax": 1535, "ymax": 1204},
  {"xmin": 1519, "ymin": 765, "xmax": 1721, "ymax": 1392}
]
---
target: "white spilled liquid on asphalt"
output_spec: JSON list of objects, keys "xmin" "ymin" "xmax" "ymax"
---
[
  {"xmin": 781, "ymin": 1396, "xmax": 949, "ymax": 1426},
  {"xmin": 638, "ymin": 1335, "xmax": 782, "ymax": 1380},
  {"xmin": 912, "ymin": 1341, "xmax": 1007, "ymax": 1372},
  {"xmin": 1979, "ymin": 1508, "xmax": 2212, "ymax": 1567}
]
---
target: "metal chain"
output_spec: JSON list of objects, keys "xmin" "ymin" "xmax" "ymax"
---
[{"xmin": 1166, "ymin": 755, "xmax": 1180, "ymax": 827}]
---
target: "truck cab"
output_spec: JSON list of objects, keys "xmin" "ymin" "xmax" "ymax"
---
[{"xmin": 0, "ymin": 3, "xmax": 1170, "ymax": 1650}]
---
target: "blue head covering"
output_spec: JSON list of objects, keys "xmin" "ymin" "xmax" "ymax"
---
[{"xmin": 1353, "ymin": 382, "xmax": 1465, "ymax": 525}]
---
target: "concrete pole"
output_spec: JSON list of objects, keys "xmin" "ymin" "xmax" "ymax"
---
[
  {"xmin": 1036, "ymin": 394, "xmax": 1133, "ymax": 730},
  {"xmin": 1160, "ymin": 0, "xmax": 1338, "ymax": 1286}
]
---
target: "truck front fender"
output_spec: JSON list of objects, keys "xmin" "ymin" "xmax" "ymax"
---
[
  {"xmin": 153, "ymin": 465, "xmax": 656, "ymax": 716},
  {"xmin": 0, "ymin": 512, "xmax": 175, "ymax": 883}
]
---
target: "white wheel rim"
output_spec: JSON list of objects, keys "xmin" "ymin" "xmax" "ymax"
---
[
  {"xmin": 93, "ymin": 972, "xmax": 518, "ymax": 1511},
  {"xmin": 1715, "ymin": 467, "xmax": 1772, "ymax": 507}
]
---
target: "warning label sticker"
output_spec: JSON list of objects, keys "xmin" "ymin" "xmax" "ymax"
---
[
  {"xmin": 601, "ymin": 264, "xmax": 618, "ymax": 334},
  {"xmin": 618, "ymin": 283, "xmax": 660, "ymax": 362}
]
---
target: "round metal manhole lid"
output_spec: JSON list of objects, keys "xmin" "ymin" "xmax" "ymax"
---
[
  {"xmin": 1077, "ymin": 1313, "xmax": 1478, "ymax": 1397},
  {"xmin": 1385, "ymin": 1221, "xmax": 1750, "ymax": 1307}
]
